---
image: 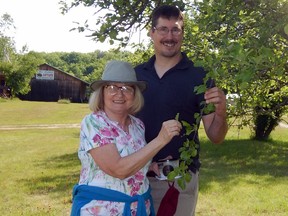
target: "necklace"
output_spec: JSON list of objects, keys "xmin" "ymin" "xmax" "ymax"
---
[
  {"xmin": 110, "ymin": 116, "xmax": 130, "ymax": 135},
  {"xmin": 119, "ymin": 123, "xmax": 129, "ymax": 134}
]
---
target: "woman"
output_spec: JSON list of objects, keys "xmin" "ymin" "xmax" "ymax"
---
[{"xmin": 70, "ymin": 60, "xmax": 182, "ymax": 216}]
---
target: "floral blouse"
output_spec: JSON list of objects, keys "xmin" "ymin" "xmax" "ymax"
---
[{"xmin": 78, "ymin": 111, "xmax": 151, "ymax": 216}]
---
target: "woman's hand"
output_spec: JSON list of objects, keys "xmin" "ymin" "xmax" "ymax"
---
[{"xmin": 156, "ymin": 120, "xmax": 182, "ymax": 146}]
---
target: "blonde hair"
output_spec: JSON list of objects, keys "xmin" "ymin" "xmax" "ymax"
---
[{"xmin": 89, "ymin": 85, "xmax": 144, "ymax": 115}]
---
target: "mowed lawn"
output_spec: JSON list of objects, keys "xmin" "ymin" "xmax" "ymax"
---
[{"xmin": 0, "ymin": 99, "xmax": 287, "ymax": 216}]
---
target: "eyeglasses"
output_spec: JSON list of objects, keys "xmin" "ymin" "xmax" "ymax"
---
[
  {"xmin": 153, "ymin": 26, "xmax": 182, "ymax": 36},
  {"xmin": 105, "ymin": 85, "xmax": 135, "ymax": 96}
]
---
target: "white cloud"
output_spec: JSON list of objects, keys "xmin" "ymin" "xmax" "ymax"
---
[{"xmin": 0, "ymin": 0, "xmax": 148, "ymax": 53}]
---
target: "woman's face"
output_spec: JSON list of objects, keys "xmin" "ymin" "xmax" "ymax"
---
[{"xmin": 103, "ymin": 83, "xmax": 135, "ymax": 115}]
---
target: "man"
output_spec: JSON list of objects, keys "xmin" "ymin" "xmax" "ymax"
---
[{"xmin": 135, "ymin": 5, "xmax": 228, "ymax": 216}]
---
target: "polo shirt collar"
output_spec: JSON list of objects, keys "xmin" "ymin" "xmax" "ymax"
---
[{"xmin": 143, "ymin": 52, "xmax": 193, "ymax": 71}]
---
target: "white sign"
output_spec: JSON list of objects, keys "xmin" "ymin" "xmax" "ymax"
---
[{"xmin": 36, "ymin": 70, "xmax": 54, "ymax": 80}]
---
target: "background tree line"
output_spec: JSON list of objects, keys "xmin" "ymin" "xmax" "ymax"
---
[{"xmin": 1, "ymin": 0, "xmax": 287, "ymax": 141}]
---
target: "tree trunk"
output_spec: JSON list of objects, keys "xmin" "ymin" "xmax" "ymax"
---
[{"xmin": 253, "ymin": 106, "xmax": 281, "ymax": 141}]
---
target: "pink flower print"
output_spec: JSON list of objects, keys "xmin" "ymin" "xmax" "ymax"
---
[
  {"xmin": 127, "ymin": 177, "xmax": 135, "ymax": 186},
  {"xmin": 110, "ymin": 207, "xmax": 119, "ymax": 215},
  {"xmin": 99, "ymin": 127, "xmax": 112, "ymax": 136},
  {"xmin": 132, "ymin": 183, "xmax": 141, "ymax": 194},
  {"xmin": 79, "ymin": 167, "xmax": 88, "ymax": 183},
  {"xmin": 131, "ymin": 209, "xmax": 137, "ymax": 216},
  {"xmin": 134, "ymin": 171, "xmax": 144, "ymax": 181},
  {"xmin": 126, "ymin": 133, "xmax": 132, "ymax": 139},
  {"xmin": 93, "ymin": 134, "xmax": 114, "ymax": 147},
  {"xmin": 99, "ymin": 127, "xmax": 119, "ymax": 137},
  {"xmin": 98, "ymin": 137, "xmax": 114, "ymax": 147},
  {"xmin": 127, "ymin": 175, "xmax": 144, "ymax": 196},
  {"xmin": 92, "ymin": 134, "xmax": 101, "ymax": 143},
  {"xmin": 111, "ymin": 127, "xmax": 119, "ymax": 136},
  {"xmin": 86, "ymin": 206, "xmax": 101, "ymax": 215},
  {"xmin": 130, "ymin": 141, "xmax": 141, "ymax": 151}
]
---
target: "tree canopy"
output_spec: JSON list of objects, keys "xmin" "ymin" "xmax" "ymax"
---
[
  {"xmin": 59, "ymin": 0, "xmax": 188, "ymax": 45},
  {"xmin": 60, "ymin": 0, "xmax": 288, "ymax": 140},
  {"xmin": 185, "ymin": 0, "xmax": 288, "ymax": 140}
]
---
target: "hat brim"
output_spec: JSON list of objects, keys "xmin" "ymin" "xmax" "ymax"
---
[{"xmin": 90, "ymin": 80, "xmax": 146, "ymax": 92}]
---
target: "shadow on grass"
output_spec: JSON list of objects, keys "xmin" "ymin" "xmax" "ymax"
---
[
  {"xmin": 22, "ymin": 152, "xmax": 80, "ymax": 201},
  {"xmin": 199, "ymin": 138, "xmax": 288, "ymax": 192},
  {"xmin": 22, "ymin": 138, "xmax": 288, "ymax": 200}
]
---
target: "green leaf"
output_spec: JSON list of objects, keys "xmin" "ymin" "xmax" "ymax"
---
[
  {"xmin": 194, "ymin": 84, "xmax": 207, "ymax": 94},
  {"xmin": 181, "ymin": 121, "xmax": 194, "ymax": 135},
  {"xmin": 167, "ymin": 171, "xmax": 177, "ymax": 180},
  {"xmin": 184, "ymin": 172, "xmax": 192, "ymax": 182},
  {"xmin": 194, "ymin": 113, "xmax": 200, "ymax": 119},
  {"xmin": 192, "ymin": 25, "xmax": 199, "ymax": 32},
  {"xmin": 204, "ymin": 103, "xmax": 215, "ymax": 114},
  {"xmin": 175, "ymin": 113, "xmax": 179, "ymax": 121},
  {"xmin": 177, "ymin": 177, "xmax": 186, "ymax": 190},
  {"xmin": 284, "ymin": 24, "xmax": 288, "ymax": 36}
]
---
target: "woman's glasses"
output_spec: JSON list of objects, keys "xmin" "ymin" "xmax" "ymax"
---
[{"xmin": 105, "ymin": 85, "xmax": 135, "ymax": 96}]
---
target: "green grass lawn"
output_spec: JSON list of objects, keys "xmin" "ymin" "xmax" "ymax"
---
[{"xmin": 0, "ymin": 99, "xmax": 287, "ymax": 215}]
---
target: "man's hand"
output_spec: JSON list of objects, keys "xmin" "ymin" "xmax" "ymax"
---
[
  {"xmin": 148, "ymin": 156, "xmax": 173, "ymax": 177},
  {"xmin": 204, "ymin": 87, "xmax": 227, "ymax": 117}
]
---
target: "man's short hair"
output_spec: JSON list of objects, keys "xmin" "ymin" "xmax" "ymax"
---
[{"xmin": 151, "ymin": 5, "xmax": 184, "ymax": 28}]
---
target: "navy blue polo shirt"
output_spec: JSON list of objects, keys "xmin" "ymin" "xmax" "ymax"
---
[{"xmin": 135, "ymin": 53, "xmax": 214, "ymax": 172}]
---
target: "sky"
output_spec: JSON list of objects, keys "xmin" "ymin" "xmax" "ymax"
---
[{"xmin": 0, "ymin": 0, "xmax": 149, "ymax": 53}]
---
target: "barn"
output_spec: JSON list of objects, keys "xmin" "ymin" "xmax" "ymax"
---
[
  {"xmin": 0, "ymin": 72, "xmax": 11, "ymax": 98},
  {"xmin": 20, "ymin": 63, "xmax": 89, "ymax": 103}
]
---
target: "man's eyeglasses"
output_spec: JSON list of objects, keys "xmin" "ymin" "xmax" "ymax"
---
[
  {"xmin": 105, "ymin": 85, "xmax": 135, "ymax": 96},
  {"xmin": 153, "ymin": 26, "xmax": 182, "ymax": 36}
]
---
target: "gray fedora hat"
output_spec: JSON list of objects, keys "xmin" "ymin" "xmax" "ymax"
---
[{"xmin": 90, "ymin": 60, "xmax": 146, "ymax": 91}]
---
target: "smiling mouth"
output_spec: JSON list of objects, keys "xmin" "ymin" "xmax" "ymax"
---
[
  {"xmin": 113, "ymin": 100, "xmax": 125, "ymax": 104},
  {"xmin": 162, "ymin": 41, "xmax": 177, "ymax": 47}
]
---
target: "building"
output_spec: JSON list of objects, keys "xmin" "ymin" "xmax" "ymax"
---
[
  {"xmin": 0, "ymin": 72, "xmax": 11, "ymax": 98},
  {"xmin": 20, "ymin": 63, "xmax": 89, "ymax": 103}
]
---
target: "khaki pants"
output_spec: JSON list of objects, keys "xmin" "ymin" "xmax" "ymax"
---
[{"xmin": 148, "ymin": 171, "xmax": 199, "ymax": 216}]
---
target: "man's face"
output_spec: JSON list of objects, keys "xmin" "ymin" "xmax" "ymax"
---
[{"xmin": 150, "ymin": 17, "xmax": 184, "ymax": 58}]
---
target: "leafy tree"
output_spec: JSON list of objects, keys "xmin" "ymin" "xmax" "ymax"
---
[
  {"xmin": 59, "ymin": 0, "xmax": 187, "ymax": 45},
  {"xmin": 4, "ymin": 52, "xmax": 43, "ymax": 96},
  {"xmin": 0, "ymin": 13, "xmax": 15, "ymax": 62},
  {"xmin": 0, "ymin": 13, "xmax": 43, "ymax": 97},
  {"xmin": 184, "ymin": 0, "xmax": 288, "ymax": 140},
  {"xmin": 36, "ymin": 49, "xmax": 134, "ymax": 83},
  {"xmin": 60, "ymin": 0, "xmax": 288, "ymax": 140}
]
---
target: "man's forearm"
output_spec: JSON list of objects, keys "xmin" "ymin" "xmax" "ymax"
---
[{"xmin": 207, "ymin": 113, "xmax": 228, "ymax": 144}]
